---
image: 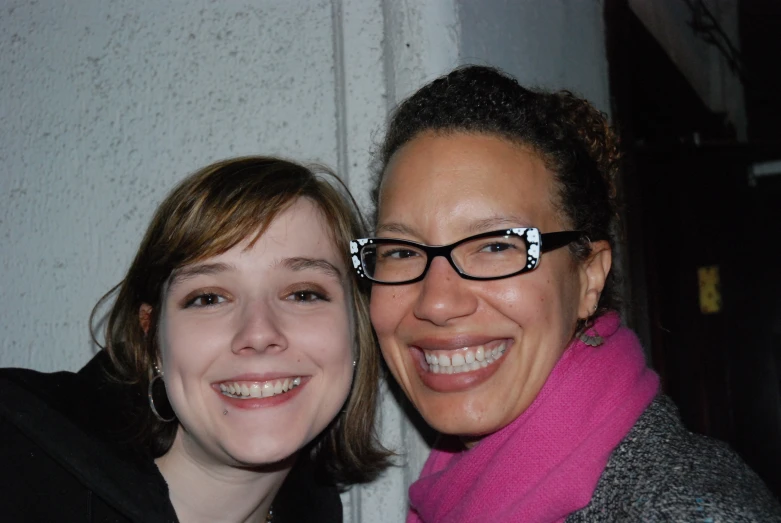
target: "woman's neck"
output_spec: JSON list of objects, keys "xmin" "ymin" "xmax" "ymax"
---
[{"xmin": 155, "ymin": 432, "xmax": 294, "ymax": 523}]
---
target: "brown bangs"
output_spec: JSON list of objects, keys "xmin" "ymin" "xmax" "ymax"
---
[{"xmin": 151, "ymin": 159, "xmax": 314, "ymax": 276}]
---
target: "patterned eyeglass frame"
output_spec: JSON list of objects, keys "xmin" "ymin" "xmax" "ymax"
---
[{"xmin": 349, "ymin": 227, "xmax": 584, "ymax": 285}]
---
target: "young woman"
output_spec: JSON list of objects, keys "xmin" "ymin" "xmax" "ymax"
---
[
  {"xmin": 351, "ymin": 66, "xmax": 781, "ymax": 522},
  {"xmin": 0, "ymin": 156, "xmax": 388, "ymax": 522}
]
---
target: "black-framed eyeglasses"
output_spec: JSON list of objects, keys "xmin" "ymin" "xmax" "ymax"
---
[{"xmin": 349, "ymin": 227, "xmax": 584, "ymax": 285}]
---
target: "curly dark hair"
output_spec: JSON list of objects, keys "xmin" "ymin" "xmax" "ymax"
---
[{"xmin": 372, "ymin": 65, "xmax": 622, "ymax": 314}]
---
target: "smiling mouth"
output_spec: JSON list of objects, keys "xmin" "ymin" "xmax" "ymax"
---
[
  {"xmin": 218, "ymin": 378, "xmax": 302, "ymax": 399},
  {"xmin": 420, "ymin": 341, "xmax": 508, "ymax": 374}
]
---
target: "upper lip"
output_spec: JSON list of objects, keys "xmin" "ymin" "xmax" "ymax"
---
[
  {"xmin": 409, "ymin": 335, "xmax": 508, "ymax": 351},
  {"xmin": 213, "ymin": 373, "xmax": 306, "ymax": 383}
]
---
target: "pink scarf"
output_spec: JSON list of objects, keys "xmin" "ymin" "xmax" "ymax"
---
[{"xmin": 407, "ymin": 312, "xmax": 659, "ymax": 523}]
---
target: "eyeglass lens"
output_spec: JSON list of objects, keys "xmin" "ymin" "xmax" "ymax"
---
[{"xmin": 362, "ymin": 233, "xmax": 529, "ymax": 283}]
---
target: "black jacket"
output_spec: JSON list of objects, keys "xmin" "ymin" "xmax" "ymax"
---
[{"xmin": 0, "ymin": 352, "xmax": 342, "ymax": 522}]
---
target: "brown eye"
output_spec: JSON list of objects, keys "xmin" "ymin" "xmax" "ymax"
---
[
  {"xmin": 185, "ymin": 293, "xmax": 226, "ymax": 308},
  {"xmin": 286, "ymin": 288, "xmax": 329, "ymax": 303}
]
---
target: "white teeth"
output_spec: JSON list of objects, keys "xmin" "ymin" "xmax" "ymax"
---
[
  {"xmin": 249, "ymin": 383, "xmax": 261, "ymax": 398},
  {"xmin": 220, "ymin": 378, "xmax": 302, "ymax": 399},
  {"xmin": 261, "ymin": 382, "xmax": 274, "ymax": 398},
  {"xmin": 424, "ymin": 342, "xmax": 507, "ymax": 375}
]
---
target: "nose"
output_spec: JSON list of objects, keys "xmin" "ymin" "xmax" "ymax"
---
[
  {"xmin": 413, "ymin": 256, "xmax": 478, "ymax": 326},
  {"xmin": 230, "ymin": 300, "xmax": 288, "ymax": 355}
]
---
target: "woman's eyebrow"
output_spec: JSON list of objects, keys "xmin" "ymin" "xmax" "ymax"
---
[
  {"xmin": 375, "ymin": 222, "xmax": 418, "ymax": 236},
  {"xmin": 281, "ymin": 257, "xmax": 343, "ymax": 280},
  {"xmin": 377, "ymin": 216, "xmax": 531, "ymax": 238},
  {"xmin": 467, "ymin": 215, "xmax": 530, "ymax": 234},
  {"xmin": 168, "ymin": 262, "xmax": 235, "ymax": 289}
]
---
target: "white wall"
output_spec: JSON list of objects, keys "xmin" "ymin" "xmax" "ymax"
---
[
  {"xmin": 1, "ymin": 0, "xmax": 345, "ymax": 371},
  {"xmin": 458, "ymin": 0, "xmax": 610, "ymax": 113},
  {"xmin": 0, "ymin": 1, "xmax": 609, "ymax": 521}
]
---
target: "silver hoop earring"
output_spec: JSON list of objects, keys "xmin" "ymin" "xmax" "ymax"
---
[
  {"xmin": 148, "ymin": 367, "xmax": 176, "ymax": 423},
  {"xmin": 352, "ymin": 360, "xmax": 357, "ymax": 368}
]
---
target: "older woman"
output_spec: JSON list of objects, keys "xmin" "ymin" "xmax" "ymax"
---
[
  {"xmin": 350, "ymin": 66, "xmax": 780, "ymax": 522},
  {"xmin": 0, "ymin": 157, "xmax": 388, "ymax": 522}
]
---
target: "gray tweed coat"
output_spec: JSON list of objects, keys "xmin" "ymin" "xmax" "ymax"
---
[{"xmin": 566, "ymin": 395, "xmax": 781, "ymax": 522}]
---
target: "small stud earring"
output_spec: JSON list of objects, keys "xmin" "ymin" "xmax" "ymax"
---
[{"xmin": 577, "ymin": 317, "xmax": 603, "ymax": 347}]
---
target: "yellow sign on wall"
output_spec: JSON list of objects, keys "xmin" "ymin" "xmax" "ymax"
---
[{"xmin": 697, "ymin": 266, "xmax": 722, "ymax": 314}]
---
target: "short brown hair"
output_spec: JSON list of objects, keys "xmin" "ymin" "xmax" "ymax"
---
[{"xmin": 92, "ymin": 156, "xmax": 389, "ymax": 485}]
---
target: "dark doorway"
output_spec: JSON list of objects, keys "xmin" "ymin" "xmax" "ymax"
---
[{"xmin": 605, "ymin": 0, "xmax": 781, "ymax": 496}]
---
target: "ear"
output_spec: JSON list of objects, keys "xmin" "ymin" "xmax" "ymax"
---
[
  {"xmin": 139, "ymin": 304, "xmax": 153, "ymax": 335},
  {"xmin": 577, "ymin": 240, "xmax": 612, "ymax": 319}
]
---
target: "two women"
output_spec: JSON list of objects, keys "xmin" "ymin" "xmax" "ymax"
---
[
  {"xmin": 0, "ymin": 157, "xmax": 388, "ymax": 522},
  {"xmin": 3, "ymin": 66, "xmax": 778, "ymax": 523},
  {"xmin": 354, "ymin": 66, "xmax": 781, "ymax": 521}
]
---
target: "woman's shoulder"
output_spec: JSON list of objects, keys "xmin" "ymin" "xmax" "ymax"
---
[
  {"xmin": 0, "ymin": 354, "xmax": 176, "ymax": 522},
  {"xmin": 0, "ymin": 360, "xmax": 90, "ymax": 430},
  {"xmin": 0, "ymin": 351, "xmax": 133, "ymax": 433},
  {"xmin": 568, "ymin": 395, "xmax": 781, "ymax": 522}
]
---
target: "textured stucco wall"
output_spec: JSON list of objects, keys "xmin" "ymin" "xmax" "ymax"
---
[
  {"xmin": 458, "ymin": 0, "xmax": 610, "ymax": 113},
  {"xmin": 0, "ymin": 0, "xmax": 344, "ymax": 372}
]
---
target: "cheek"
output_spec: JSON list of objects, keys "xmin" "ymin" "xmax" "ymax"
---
[
  {"xmin": 369, "ymin": 288, "xmax": 410, "ymax": 377},
  {"xmin": 369, "ymin": 285, "xmax": 406, "ymax": 336},
  {"xmin": 490, "ymin": 272, "xmax": 576, "ymax": 334},
  {"xmin": 492, "ymin": 280, "xmax": 550, "ymax": 319},
  {"xmin": 298, "ymin": 310, "xmax": 354, "ymax": 368},
  {"xmin": 160, "ymin": 313, "xmax": 222, "ymax": 374},
  {"xmin": 303, "ymin": 313, "xmax": 355, "ymax": 417}
]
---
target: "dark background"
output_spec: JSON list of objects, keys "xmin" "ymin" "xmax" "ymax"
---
[{"xmin": 605, "ymin": 0, "xmax": 781, "ymax": 497}]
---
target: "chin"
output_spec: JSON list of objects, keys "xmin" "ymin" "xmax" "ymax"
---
[
  {"xmin": 426, "ymin": 415, "xmax": 500, "ymax": 439},
  {"xmin": 222, "ymin": 436, "xmax": 305, "ymax": 468},
  {"xmin": 229, "ymin": 448, "xmax": 299, "ymax": 470},
  {"xmin": 416, "ymin": 395, "xmax": 511, "ymax": 438}
]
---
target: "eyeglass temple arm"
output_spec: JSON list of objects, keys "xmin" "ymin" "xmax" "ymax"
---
[{"xmin": 540, "ymin": 231, "xmax": 585, "ymax": 253}]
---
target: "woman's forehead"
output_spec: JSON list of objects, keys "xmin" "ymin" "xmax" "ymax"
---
[
  {"xmin": 172, "ymin": 199, "xmax": 346, "ymax": 276},
  {"xmin": 377, "ymin": 133, "xmax": 561, "ymax": 238}
]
